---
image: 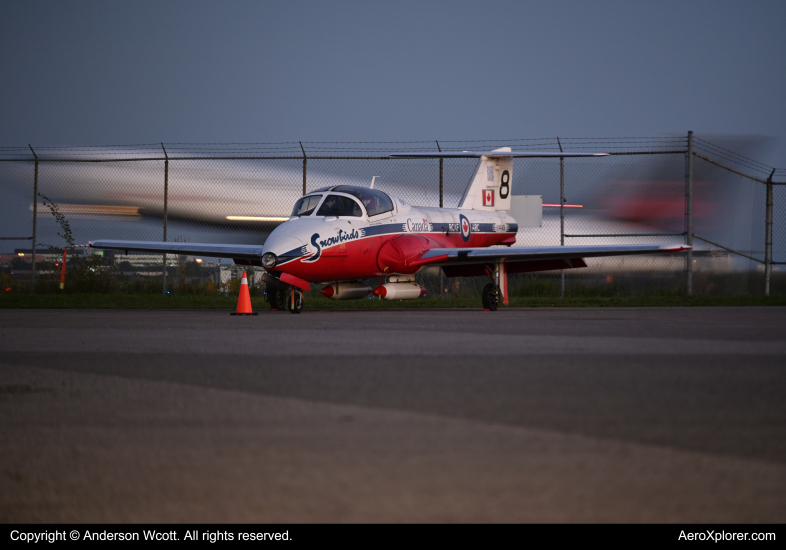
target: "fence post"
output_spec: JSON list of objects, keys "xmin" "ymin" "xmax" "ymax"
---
[
  {"xmin": 765, "ymin": 169, "xmax": 774, "ymax": 296},
  {"xmin": 300, "ymin": 142, "xmax": 307, "ymax": 195},
  {"xmin": 436, "ymin": 140, "xmax": 443, "ymax": 208},
  {"xmin": 28, "ymin": 145, "xmax": 38, "ymax": 293},
  {"xmin": 162, "ymin": 143, "xmax": 169, "ymax": 295},
  {"xmin": 557, "ymin": 137, "xmax": 565, "ymax": 298},
  {"xmin": 685, "ymin": 131, "xmax": 694, "ymax": 295},
  {"xmin": 437, "ymin": 140, "xmax": 443, "ymax": 297}
]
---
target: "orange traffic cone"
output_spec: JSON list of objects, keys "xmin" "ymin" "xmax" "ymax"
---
[{"xmin": 230, "ymin": 271, "xmax": 258, "ymax": 316}]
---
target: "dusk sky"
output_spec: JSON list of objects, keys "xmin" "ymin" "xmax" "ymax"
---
[{"xmin": 2, "ymin": 0, "xmax": 785, "ymax": 166}]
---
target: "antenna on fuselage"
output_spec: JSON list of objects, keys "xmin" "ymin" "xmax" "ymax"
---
[{"xmin": 370, "ymin": 176, "xmax": 380, "ymax": 189}]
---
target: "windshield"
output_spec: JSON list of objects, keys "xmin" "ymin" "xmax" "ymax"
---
[
  {"xmin": 291, "ymin": 194, "xmax": 322, "ymax": 217},
  {"xmin": 332, "ymin": 186, "xmax": 394, "ymax": 217},
  {"xmin": 316, "ymin": 194, "xmax": 363, "ymax": 217}
]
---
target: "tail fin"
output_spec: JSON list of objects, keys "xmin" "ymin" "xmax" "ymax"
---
[{"xmin": 457, "ymin": 147, "xmax": 513, "ymax": 211}]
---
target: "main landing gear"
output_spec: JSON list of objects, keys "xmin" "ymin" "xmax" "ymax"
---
[
  {"xmin": 480, "ymin": 261, "xmax": 506, "ymax": 311},
  {"xmin": 481, "ymin": 283, "xmax": 500, "ymax": 311}
]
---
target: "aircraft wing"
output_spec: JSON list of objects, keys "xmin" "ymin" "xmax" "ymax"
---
[
  {"xmin": 390, "ymin": 151, "xmax": 608, "ymax": 158},
  {"xmin": 410, "ymin": 244, "xmax": 690, "ymax": 275},
  {"xmin": 89, "ymin": 239, "xmax": 265, "ymax": 261},
  {"xmin": 419, "ymin": 243, "xmax": 689, "ymax": 263}
]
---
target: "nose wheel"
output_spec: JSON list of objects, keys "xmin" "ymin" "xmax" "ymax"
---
[
  {"xmin": 481, "ymin": 283, "xmax": 499, "ymax": 311},
  {"xmin": 286, "ymin": 289, "xmax": 304, "ymax": 314}
]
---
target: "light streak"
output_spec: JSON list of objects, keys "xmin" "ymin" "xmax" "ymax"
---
[{"xmin": 226, "ymin": 216, "xmax": 289, "ymax": 222}]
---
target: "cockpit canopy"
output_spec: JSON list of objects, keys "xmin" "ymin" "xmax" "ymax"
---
[
  {"xmin": 290, "ymin": 185, "xmax": 394, "ymax": 218},
  {"xmin": 332, "ymin": 186, "xmax": 394, "ymax": 217},
  {"xmin": 317, "ymin": 194, "xmax": 363, "ymax": 217},
  {"xmin": 291, "ymin": 194, "xmax": 322, "ymax": 217}
]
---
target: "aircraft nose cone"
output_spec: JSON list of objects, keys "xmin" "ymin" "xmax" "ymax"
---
[{"xmin": 262, "ymin": 231, "xmax": 304, "ymax": 256}]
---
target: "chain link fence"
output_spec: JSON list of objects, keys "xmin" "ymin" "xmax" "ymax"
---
[{"xmin": 1, "ymin": 135, "xmax": 784, "ymax": 297}]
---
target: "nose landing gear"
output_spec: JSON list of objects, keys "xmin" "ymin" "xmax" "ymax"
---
[
  {"xmin": 286, "ymin": 288, "xmax": 304, "ymax": 314},
  {"xmin": 267, "ymin": 287, "xmax": 304, "ymax": 314},
  {"xmin": 260, "ymin": 271, "xmax": 306, "ymax": 314}
]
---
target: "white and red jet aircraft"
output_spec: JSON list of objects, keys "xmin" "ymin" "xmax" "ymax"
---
[{"xmin": 89, "ymin": 148, "xmax": 691, "ymax": 313}]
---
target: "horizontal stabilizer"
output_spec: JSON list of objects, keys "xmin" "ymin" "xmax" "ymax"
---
[{"xmin": 509, "ymin": 196, "xmax": 542, "ymax": 227}]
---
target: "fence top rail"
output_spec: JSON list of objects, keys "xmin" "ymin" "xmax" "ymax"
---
[
  {"xmin": 565, "ymin": 232, "xmax": 686, "ymax": 238},
  {"xmin": 0, "ymin": 142, "xmax": 783, "ymax": 184},
  {"xmin": 606, "ymin": 150, "xmax": 686, "ymax": 156},
  {"xmin": 0, "ymin": 150, "xmax": 691, "ymax": 160},
  {"xmin": 0, "ymin": 136, "xmax": 688, "ymax": 151},
  {"xmin": 0, "ymin": 150, "xmax": 720, "ymax": 162},
  {"xmin": 0, "ymin": 135, "xmax": 701, "ymax": 161},
  {"xmin": 0, "ymin": 148, "xmax": 690, "ymax": 161}
]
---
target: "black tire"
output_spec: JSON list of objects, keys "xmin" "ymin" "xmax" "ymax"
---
[
  {"xmin": 482, "ymin": 283, "xmax": 499, "ymax": 311},
  {"xmin": 272, "ymin": 288, "xmax": 287, "ymax": 310},
  {"xmin": 482, "ymin": 283, "xmax": 491, "ymax": 309}
]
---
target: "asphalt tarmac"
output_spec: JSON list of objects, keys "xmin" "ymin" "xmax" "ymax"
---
[{"xmin": 1, "ymin": 307, "xmax": 785, "ymax": 522}]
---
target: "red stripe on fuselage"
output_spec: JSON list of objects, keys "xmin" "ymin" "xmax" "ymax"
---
[{"xmin": 276, "ymin": 231, "xmax": 516, "ymax": 282}]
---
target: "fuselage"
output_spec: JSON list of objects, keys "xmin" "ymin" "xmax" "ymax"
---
[{"xmin": 262, "ymin": 186, "xmax": 518, "ymax": 283}]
